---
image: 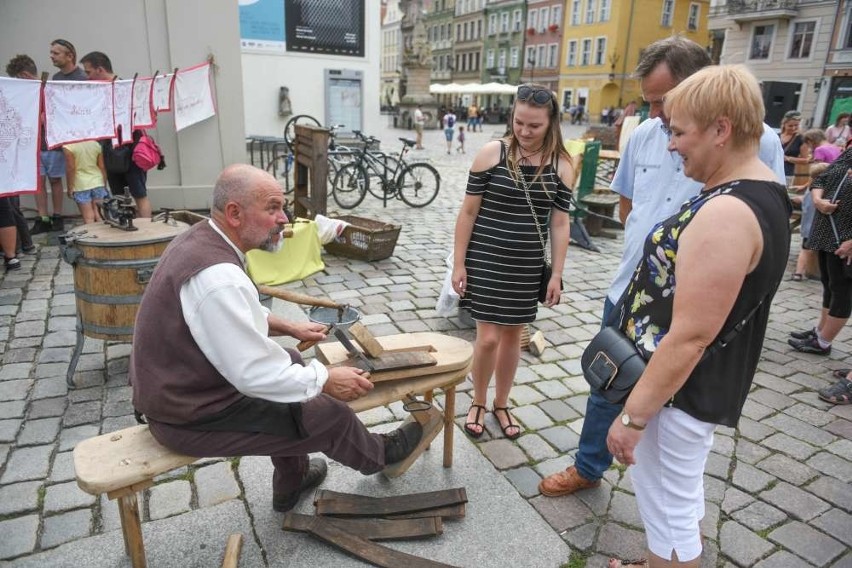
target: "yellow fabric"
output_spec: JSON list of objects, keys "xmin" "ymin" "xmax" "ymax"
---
[
  {"xmin": 65, "ymin": 141, "xmax": 104, "ymax": 191},
  {"xmin": 246, "ymin": 219, "xmax": 324, "ymax": 286}
]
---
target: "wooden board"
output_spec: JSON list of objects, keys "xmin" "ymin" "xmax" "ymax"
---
[
  {"xmin": 316, "ymin": 332, "xmax": 471, "ymax": 383},
  {"xmin": 336, "ymin": 351, "xmax": 437, "ymax": 378},
  {"xmin": 74, "ymin": 425, "xmax": 196, "ymax": 495}
]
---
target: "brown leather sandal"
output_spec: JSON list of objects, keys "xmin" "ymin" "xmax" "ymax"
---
[
  {"xmin": 463, "ymin": 404, "xmax": 486, "ymax": 438},
  {"xmin": 492, "ymin": 406, "xmax": 521, "ymax": 440}
]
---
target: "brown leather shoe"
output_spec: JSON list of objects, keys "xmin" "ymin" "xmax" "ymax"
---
[{"xmin": 539, "ymin": 465, "xmax": 601, "ymax": 497}]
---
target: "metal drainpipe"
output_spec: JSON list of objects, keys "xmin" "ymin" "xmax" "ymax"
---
[{"xmin": 617, "ymin": 0, "xmax": 637, "ymax": 107}]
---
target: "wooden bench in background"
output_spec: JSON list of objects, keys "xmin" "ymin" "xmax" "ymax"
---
[{"xmin": 74, "ymin": 332, "xmax": 472, "ymax": 568}]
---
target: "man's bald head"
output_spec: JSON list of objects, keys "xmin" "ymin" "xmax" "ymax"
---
[{"xmin": 212, "ymin": 164, "xmax": 269, "ymax": 214}]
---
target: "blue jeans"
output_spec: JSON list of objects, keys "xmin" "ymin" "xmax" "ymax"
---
[{"xmin": 575, "ymin": 296, "xmax": 623, "ymax": 481}]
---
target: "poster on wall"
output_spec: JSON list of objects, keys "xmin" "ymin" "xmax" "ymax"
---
[
  {"xmin": 239, "ymin": 0, "xmax": 286, "ymax": 54},
  {"xmin": 285, "ymin": 0, "xmax": 364, "ymax": 57}
]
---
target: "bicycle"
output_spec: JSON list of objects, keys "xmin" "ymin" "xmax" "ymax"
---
[
  {"xmin": 266, "ymin": 123, "xmax": 352, "ymax": 195},
  {"xmin": 331, "ymin": 130, "xmax": 440, "ymax": 209}
]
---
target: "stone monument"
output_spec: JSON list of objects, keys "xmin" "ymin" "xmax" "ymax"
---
[{"xmin": 398, "ymin": 0, "xmax": 438, "ymax": 129}]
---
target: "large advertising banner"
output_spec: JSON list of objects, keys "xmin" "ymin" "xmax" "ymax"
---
[
  {"xmin": 239, "ymin": 0, "xmax": 286, "ymax": 54},
  {"xmin": 285, "ymin": 0, "xmax": 364, "ymax": 57}
]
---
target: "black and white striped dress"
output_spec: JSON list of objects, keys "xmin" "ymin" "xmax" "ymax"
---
[{"xmin": 459, "ymin": 143, "xmax": 572, "ymax": 325}]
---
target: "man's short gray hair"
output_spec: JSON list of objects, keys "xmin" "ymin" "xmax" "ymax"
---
[
  {"xmin": 212, "ymin": 164, "xmax": 258, "ymax": 213},
  {"xmin": 634, "ymin": 35, "xmax": 712, "ymax": 82}
]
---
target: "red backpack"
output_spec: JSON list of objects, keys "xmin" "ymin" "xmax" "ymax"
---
[{"xmin": 132, "ymin": 134, "xmax": 164, "ymax": 171}]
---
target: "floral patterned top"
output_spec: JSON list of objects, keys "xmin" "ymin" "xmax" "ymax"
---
[{"xmin": 620, "ymin": 179, "xmax": 791, "ymax": 426}]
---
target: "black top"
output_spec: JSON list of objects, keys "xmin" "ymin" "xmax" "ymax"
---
[
  {"xmin": 622, "ymin": 179, "xmax": 791, "ymax": 426},
  {"xmin": 808, "ymin": 148, "xmax": 852, "ymax": 252},
  {"xmin": 781, "ymin": 134, "xmax": 804, "ymax": 176}
]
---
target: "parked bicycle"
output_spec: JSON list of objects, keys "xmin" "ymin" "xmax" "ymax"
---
[
  {"xmin": 331, "ymin": 130, "xmax": 440, "ymax": 209},
  {"xmin": 266, "ymin": 122, "xmax": 351, "ymax": 194}
]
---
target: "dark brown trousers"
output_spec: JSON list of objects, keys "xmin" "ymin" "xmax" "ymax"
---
[{"xmin": 148, "ymin": 375, "xmax": 385, "ymax": 495}]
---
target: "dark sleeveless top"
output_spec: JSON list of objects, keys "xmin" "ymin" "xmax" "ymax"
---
[{"xmin": 622, "ymin": 179, "xmax": 792, "ymax": 426}]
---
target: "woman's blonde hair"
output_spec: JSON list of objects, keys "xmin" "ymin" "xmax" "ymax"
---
[
  {"xmin": 664, "ymin": 64, "xmax": 764, "ymax": 149},
  {"xmin": 504, "ymin": 83, "xmax": 570, "ymax": 186},
  {"xmin": 802, "ymin": 128, "xmax": 826, "ymax": 147},
  {"xmin": 809, "ymin": 162, "xmax": 829, "ymax": 179}
]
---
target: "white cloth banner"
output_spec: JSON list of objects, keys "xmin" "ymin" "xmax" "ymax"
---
[
  {"xmin": 132, "ymin": 77, "xmax": 155, "ymax": 129},
  {"xmin": 153, "ymin": 73, "xmax": 174, "ymax": 112},
  {"xmin": 113, "ymin": 79, "xmax": 134, "ymax": 146},
  {"xmin": 44, "ymin": 80, "xmax": 114, "ymax": 149},
  {"xmin": 174, "ymin": 63, "xmax": 216, "ymax": 132},
  {"xmin": 0, "ymin": 77, "xmax": 41, "ymax": 194}
]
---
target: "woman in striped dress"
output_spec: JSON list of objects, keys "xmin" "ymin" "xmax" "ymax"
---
[{"xmin": 453, "ymin": 84, "xmax": 574, "ymax": 439}]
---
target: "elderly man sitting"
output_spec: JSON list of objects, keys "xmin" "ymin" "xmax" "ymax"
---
[{"xmin": 130, "ymin": 164, "xmax": 433, "ymax": 512}]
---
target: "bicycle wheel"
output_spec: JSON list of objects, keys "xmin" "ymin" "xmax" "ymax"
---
[
  {"xmin": 265, "ymin": 154, "xmax": 295, "ymax": 195},
  {"xmin": 332, "ymin": 163, "xmax": 368, "ymax": 209},
  {"xmin": 284, "ymin": 114, "xmax": 321, "ymax": 152},
  {"xmin": 363, "ymin": 153, "xmax": 402, "ymax": 200},
  {"xmin": 397, "ymin": 163, "xmax": 440, "ymax": 207}
]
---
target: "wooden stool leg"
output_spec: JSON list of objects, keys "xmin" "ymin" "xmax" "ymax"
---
[
  {"xmin": 442, "ymin": 386, "xmax": 455, "ymax": 468},
  {"xmin": 117, "ymin": 493, "xmax": 147, "ymax": 568},
  {"xmin": 424, "ymin": 390, "xmax": 434, "ymax": 451}
]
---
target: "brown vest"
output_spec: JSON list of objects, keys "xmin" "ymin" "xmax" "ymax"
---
[{"xmin": 130, "ymin": 221, "xmax": 246, "ymax": 424}]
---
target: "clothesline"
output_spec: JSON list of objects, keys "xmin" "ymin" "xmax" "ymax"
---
[{"xmin": 0, "ymin": 61, "xmax": 216, "ymax": 196}]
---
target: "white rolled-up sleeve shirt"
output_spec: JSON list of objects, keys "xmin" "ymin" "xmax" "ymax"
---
[{"xmin": 178, "ymin": 220, "xmax": 329, "ymax": 402}]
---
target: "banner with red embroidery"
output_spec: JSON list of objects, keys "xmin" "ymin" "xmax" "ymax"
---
[
  {"xmin": 174, "ymin": 63, "xmax": 216, "ymax": 132},
  {"xmin": 112, "ymin": 79, "xmax": 134, "ymax": 146},
  {"xmin": 0, "ymin": 77, "xmax": 40, "ymax": 194},
  {"xmin": 43, "ymin": 80, "xmax": 114, "ymax": 149},
  {"xmin": 153, "ymin": 73, "xmax": 174, "ymax": 112}
]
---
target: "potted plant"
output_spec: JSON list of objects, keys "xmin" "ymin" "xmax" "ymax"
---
[{"xmin": 548, "ymin": 23, "xmax": 559, "ymax": 32}]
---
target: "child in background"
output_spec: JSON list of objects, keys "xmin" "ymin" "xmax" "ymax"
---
[
  {"xmin": 63, "ymin": 141, "xmax": 108, "ymax": 224},
  {"xmin": 790, "ymin": 161, "xmax": 830, "ymax": 281},
  {"xmin": 456, "ymin": 126, "xmax": 466, "ymax": 154}
]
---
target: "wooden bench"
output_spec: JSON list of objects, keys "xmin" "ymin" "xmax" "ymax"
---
[{"xmin": 74, "ymin": 333, "xmax": 471, "ymax": 568}]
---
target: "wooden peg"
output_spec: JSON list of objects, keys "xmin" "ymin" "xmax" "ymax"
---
[
  {"xmin": 528, "ymin": 331, "xmax": 547, "ymax": 357},
  {"xmin": 347, "ymin": 322, "xmax": 384, "ymax": 358},
  {"xmin": 220, "ymin": 533, "xmax": 243, "ymax": 568},
  {"xmin": 40, "ymin": 71, "xmax": 48, "ymax": 84}
]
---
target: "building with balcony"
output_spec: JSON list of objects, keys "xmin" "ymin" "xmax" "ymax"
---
[
  {"xmin": 814, "ymin": 1, "xmax": 852, "ymax": 128},
  {"xmin": 381, "ymin": 0, "xmax": 404, "ymax": 110},
  {"xmin": 557, "ymin": 0, "xmax": 709, "ymax": 120},
  {"xmin": 708, "ymin": 0, "xmax": 837, "ymax": 128},
  {"xmin": 425, "ymin": 0, "xmax": 457, "ymax": 108},
  {"xmin": 481, "ymin": 0, "xmax": 527, "ymax": 108},
  {"xmin": 520, "ymin": 0, "xmax": 565, "ymax": 96},
  {"xmin": 452, "ymin": 0, "xmax": 487, "ymax": 105}
]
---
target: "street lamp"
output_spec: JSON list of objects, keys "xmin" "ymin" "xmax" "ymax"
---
[{"xmin": 527, "ymin": 57, "xmax": 536, "ymax": 82}]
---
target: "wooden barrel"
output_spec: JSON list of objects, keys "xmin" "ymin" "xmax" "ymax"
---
[{"xmin": 63, "ymin": 219, "xmax": 189, "ymax": 341}]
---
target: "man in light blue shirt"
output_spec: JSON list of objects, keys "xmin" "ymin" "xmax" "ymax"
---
[{"xmin": 540, "ymin": 36, "xmax": 786, "ymax": 498}]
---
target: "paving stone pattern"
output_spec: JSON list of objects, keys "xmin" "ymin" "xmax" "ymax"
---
[{"xmin": 0, "ymin": 122, "xmax": 850, "ymax": 567}]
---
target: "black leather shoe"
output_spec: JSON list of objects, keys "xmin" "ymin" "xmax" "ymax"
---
[
  {"xmin": 272, "ymin": 457, "xmax": 328, "ymax": 512},
  {"xmin": 788, "ymin": 336, "xmax": 831, "ymax": 355},
  {"xmin": 382, "ymin": 421, "xmax": 423, "ymax": 465},
  {"xmin": 789, "ymin": 327, "xmax": 816, "ymax": 340}
]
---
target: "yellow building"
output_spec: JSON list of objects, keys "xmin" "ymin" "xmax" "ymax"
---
[{"xmin": 557, "ymin": 0, "xmax": 710, "ymax": 120}]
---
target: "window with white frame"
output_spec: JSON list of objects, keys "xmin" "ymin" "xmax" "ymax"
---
[
  {"xmin": 661, "ymin": 0, "xmax": 674, "ymax": 27},
  {"xmin": 552, "ymin": 6, "xmax": 562, "ymax": 26},
  {"xmin": 501, "ymin": 12, "xmax": 510, "ymax": 33},
  {"xmin": 498, "ymin": 49, "xmax": 507, "ymax": 70},
  {"xmin": 513, "ymin": 9, "xmax": 522, "ymax": 31},
  {"xmin": 595, "ymin": 37, "xmax": 606, "ymax": 65},
  {"xmin": 571, "ymin": 0, "xmax": 581, "ymax": 25},
  {"xmin": 548, "ymin": 44, "xmax": 558, "ymax": 67},
  {"xmin": 487, "ymin": 49, "xmax": 495, "ymax": 68},
  {"xmin": 581, "ymin": 38, "xmax": 592, "ymax": 65},
  {"xmin": 489, "ymin": 14, "xmax": 497, "ymax": 35},
  {"xmin": 846, "ymin": 5, "xmax": 852, "ymax": 48},
  {"xmin": 529, "ymin": 9, "xmax": 538, "ymax": 31},
  {"xmin": 600, "ymin": 0, "xmax": 611, "ymax": 21},
  {"xmin": 687, "ymin": 3, "xmax": 700, "ymax": 31},
  {"xmin": 477, "ymin": 19, "xmax": 482, "ymax": 38},
  {"xmin": 567, "ymin": 40, "xmax": 577, "ymax": 65},
  {"xmin": 526, "ymin": 46, "xmax": 535, "ymax": 67},
  {"xmin": 789, "ymin": 21, "xmax": 816, "ymax": 59},
  {"xmin": 540, "ymin": 7, "xmax": 550, "ymax": 32},
  {"xmin": 537, "ymin": 44, "xmax": 547, "ymax": 66},
  {"xmin": 586, "ymin": 0, "xmax": 596, "ymax": 24},
  {"xmin": 456, "ymin": 23, "xmax": 461, "ymax": 41},
  {"xmin": 750, "ymin": 24, "xmax": 774, "ymax": 59},
  {"xmin": 510, "ymin": 46, "xmax": 519, "ymax": 67}
]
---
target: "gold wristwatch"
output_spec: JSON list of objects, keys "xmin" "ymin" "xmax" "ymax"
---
[{"xmin": 621, "ymin": 412, "xmax": 646, "ymax": 431}]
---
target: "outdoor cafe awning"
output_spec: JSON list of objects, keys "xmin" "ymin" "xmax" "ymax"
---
[{"xmin": 429, "ymin": 82, "xmax": 517, "ymax": 95}]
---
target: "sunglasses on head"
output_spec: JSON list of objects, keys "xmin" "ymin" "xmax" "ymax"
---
[{"xmin": 517, "ymin": 85, "xmax": 553, "ymax": 106}]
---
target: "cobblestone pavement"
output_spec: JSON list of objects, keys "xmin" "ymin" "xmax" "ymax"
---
[{"xmin": 0, "ymin": 120, "xmax": 850, "ymax": 567}]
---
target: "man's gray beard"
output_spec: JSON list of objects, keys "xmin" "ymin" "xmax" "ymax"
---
[{"xmin": 260, "ymin": 232, "xmax": 285, "ymax": 253}]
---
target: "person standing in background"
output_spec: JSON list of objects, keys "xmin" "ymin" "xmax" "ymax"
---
[{"xmin": 413, "ymin": 105, "xmax": 425, "ymax": 150}]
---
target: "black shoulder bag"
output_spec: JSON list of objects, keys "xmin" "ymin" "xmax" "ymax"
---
[
  {"xmin": 515, "ymin": 166, "xmax": 563, "ymax": 303},
  {"xmin": 582, "ymin": 290, "xmax": 765, "ymax": 404}
]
